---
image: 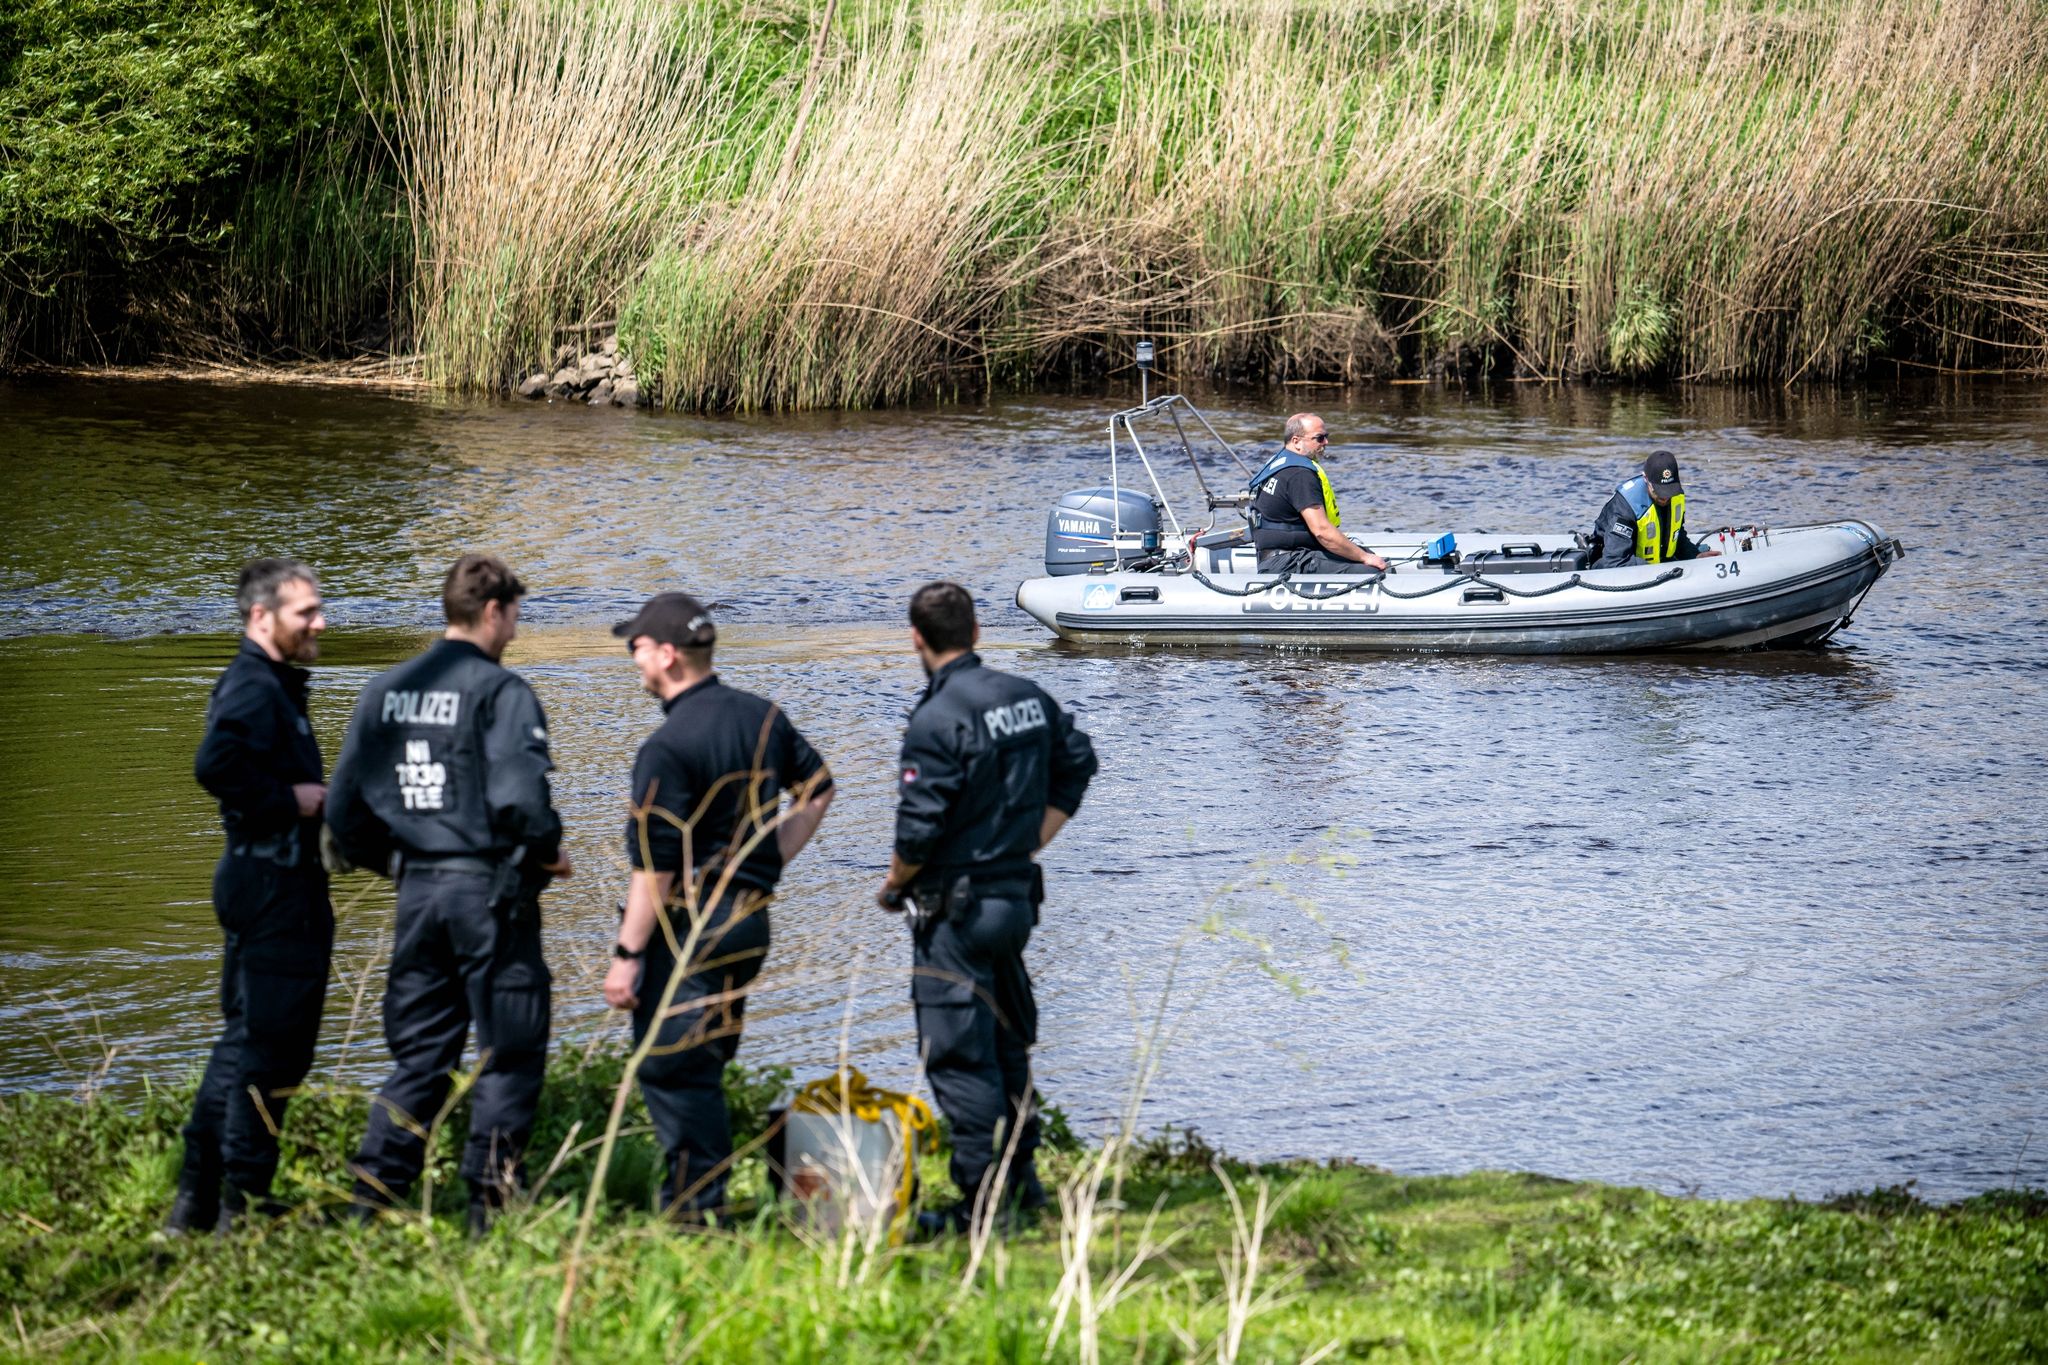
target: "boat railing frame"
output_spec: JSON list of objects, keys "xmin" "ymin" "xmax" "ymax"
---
[{"xmin": 1105, "ymin": 390, "xmax": 1254, "ymax": 551}]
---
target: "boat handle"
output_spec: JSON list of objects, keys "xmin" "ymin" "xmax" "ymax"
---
[
  {"xmin": 1462, "ymin": 586, "xmax": 1505, "ymax": 604},
  {"xmin": 1500, "ymin": 542, "xmax": 1543, "ymax": 557},
  {"xmin": 1119, "ymin": 586, "xmax": 1161, "ymax": 602}
]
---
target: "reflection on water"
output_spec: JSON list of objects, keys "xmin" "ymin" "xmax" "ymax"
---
[{"xmin": 0, "ymin": 376, "xmax": 2043, "ymax": 1201}]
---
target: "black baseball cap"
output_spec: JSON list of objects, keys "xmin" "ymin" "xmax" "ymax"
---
[
  {"xmin": 1642, "ymin": 450, "xmax": 1684, "ymax": 497},
  {"xmin": 611, "ymin": 591, "xmax": 716, "ymax": 648}
]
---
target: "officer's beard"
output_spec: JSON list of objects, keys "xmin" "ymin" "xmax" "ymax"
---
[{"xmin": 274, "ymin": 623, "xmax": 319, "ymax": 663}]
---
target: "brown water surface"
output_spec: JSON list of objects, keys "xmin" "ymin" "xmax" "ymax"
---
[{"xmin": 1, "ymin": 377, "xmax": 2043, "ymax": 1200}]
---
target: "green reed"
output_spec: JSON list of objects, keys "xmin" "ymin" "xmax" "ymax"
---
[{"xmin": 382, "ymin": 0, "xmax": 2048, "ymax": 408}]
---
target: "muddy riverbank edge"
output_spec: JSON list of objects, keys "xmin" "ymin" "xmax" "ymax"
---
[{"xmin": 2, "ymin": 1051, "xmax": 2041, "ymax": 1362}]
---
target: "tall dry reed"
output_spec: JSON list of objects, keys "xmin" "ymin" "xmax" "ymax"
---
[
  {"xmin": 384, "ymin": 0, "xmax": 735, "ymax": 389},
  {"xmin": 386, "ymin": 0, "xmax": 2048, "ymax": 405}
]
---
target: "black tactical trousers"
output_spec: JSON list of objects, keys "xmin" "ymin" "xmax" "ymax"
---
[
  {"xmin": 631, "ymin": 887, "xmax": 770, "ymax": 1214},
  {"xmin": 352, "ymin": 866, "xmax": 552, "ymax": 1204},
  {"xmin": 912, "ymin": 880, "xmax": 1043, "ymax": 1211},
  {"xmin": 181, "ymin": 852, "xmax": 333, "ymax": 1207},
  {"xmin": 1256, "ymin": 548, "xmax": 1376, "ymax": 575}
]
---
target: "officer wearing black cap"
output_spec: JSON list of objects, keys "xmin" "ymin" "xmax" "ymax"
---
[
  {"xmin": 325, "ymin": 553, "xmax": 569, "ymax": 1232},
  {"xmin": 169, "ymin": 558, "xmax": 335, "ymax": 1234},
  {"xmin": 607, "ymin": 592, "xmax": 834, "ymax": 1219},
  {"xmin": 1590, "ymin": 451, "xmax": 1720, "ymax": 569},
  {"xmin": 876, "ymin": 582, "xmax": 1096, "ymax": 1236}
]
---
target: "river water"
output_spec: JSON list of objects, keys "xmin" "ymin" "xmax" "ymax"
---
[{"xmin": 1, "ymin": 377, "xmax": 2042, "ymax": 1203}]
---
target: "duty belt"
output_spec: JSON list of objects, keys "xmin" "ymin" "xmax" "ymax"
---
[
  {"xmin": 908, "ymin": 864, "xmax": 1042, "ymax": 929},
  {"xmin": 228, "ymin": 828, "xmax": 303, "ymax": 868},
  {"xmin": 393, "ymin": 852, "xmax": 502, "ymax": 877},
  {"xmin": 393, "ymin": 846, "xmax": 534, "ymax": 919}
]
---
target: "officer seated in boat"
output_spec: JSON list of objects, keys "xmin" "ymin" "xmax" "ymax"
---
[
  {"xmin": 1589, "ymin": 450, "xmax": 1719, "ymax": 569},
  {"xmin": 1246, "ymin": 413, "xmax": 1391, "ymax": 575}
]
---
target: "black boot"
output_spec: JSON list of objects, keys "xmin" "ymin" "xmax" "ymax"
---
[
  {"xmin": 215, "ymin": 1184, "xmax": 290, "ymax": 1233},
  {"xmin": 340, "ymin": 1174, "xmax": 404, "ymax": 1226},
  {"xmin": 164, "ymin": 1181, "xmax": 219, "ymax": 1237},
  {"xmin": 911, "ymin": 1203, "xmax": 969, "ymax": 1242},
  {"xmin": 658, "ymin": 1157, "xmax": 725, "ymax": 1228},
  {"xmin": 466, "ymin": 1181, "xmax": 512, "ymax": 1239}
]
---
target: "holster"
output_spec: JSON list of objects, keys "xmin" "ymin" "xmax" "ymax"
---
[
  {"xmin": 229, "ymin": 825, "xmax": 303, "ymax": 870},
  {"xmin": 907, "ymin": 871, "xmax": 972, "ymax": 933},
  {"xmin": 488, "ymin": 845, "xmax": 534, "ymax": 921}
]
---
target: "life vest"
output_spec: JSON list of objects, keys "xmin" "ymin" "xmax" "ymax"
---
[
  {"xmin": 1618, "ymin": 475, "xmax": 1685, "ymax": 564},
  {"xmin": 1247, "ymin": 451, "xmax": 1341, "ymax": 528}
]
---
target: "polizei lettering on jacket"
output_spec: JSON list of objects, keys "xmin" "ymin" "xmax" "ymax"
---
[
  {"xmin": 381, "ymin": 689, "xmax": 461, "ymax": 726},
  {"xmin": 982, "ymin": 697, "xmax": 1047, "ymax": 741}
]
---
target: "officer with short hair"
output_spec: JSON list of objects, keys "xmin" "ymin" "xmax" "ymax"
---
[
  {"xmin": 877, "ymin": 582, "xmax": 1096, "ymax": 1236},
  {"xmin": 170, "ymin": 558, "xmax": 336, "ymax": 1234},
  {"xmin": 325, "ymin": 554, "xmax": 570, "ymax": 1232},
  {"xmin": 1246, "ymin": 412, "xmax": 1391, "ymax": 575},
  {"xmin": 1589, "ymin": 450, "xmax": 1721, "ymax": 568},
  {"xmin": 605, "ymin": 592, "xmax": 834, "ymax": 1219}
]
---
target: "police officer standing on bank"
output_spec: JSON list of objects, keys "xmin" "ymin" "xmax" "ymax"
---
[
  {"xmin": 877, "ymin": 582, "xmax": 1096, "ymax": 1236},
  {"xmin": 169, "ymin": 559, "xmax": 336, "ymax": 1234},
  {"xmin": 325, "ymin": 554, "xmax": 569, "ymax": 1232},
  {"xmin": 606, "ymin": 592, "xmax": 833, "ymax": 1219}
]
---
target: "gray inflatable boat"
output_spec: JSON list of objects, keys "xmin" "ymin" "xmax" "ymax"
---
[{"xmin": 1013, "ymin": 373, "xmax": 1904, "ymax": 654}]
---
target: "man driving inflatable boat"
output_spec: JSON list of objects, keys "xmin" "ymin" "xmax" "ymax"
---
[
  {"xmin": 1246, "ymin": 413, "xmax": 1391, "ymax": 575},
  {"xmin": 1589, "ymin": 450, "xmax": 1720, "ymax": 569}
]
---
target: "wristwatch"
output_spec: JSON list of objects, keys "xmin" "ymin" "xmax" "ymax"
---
[{"xmin": 613, "ymin": 941, "xmax": 644, "ymax": 961}]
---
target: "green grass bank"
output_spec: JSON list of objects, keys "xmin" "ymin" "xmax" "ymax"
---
[
  {"xmin": 5, "ymin": 0, "xmax": 2047, "ymax": 404},
  {"xmin": 3, "ymin": 1053, "xmax": 2043, "ymax": 1362}
]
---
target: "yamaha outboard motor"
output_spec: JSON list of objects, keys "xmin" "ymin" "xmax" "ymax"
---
[{"xmin": 1043, "ymin": 487, "xmax": 1160, "ymax": 576}]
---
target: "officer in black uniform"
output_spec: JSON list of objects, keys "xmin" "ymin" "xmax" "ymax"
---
[
  {"xmin": 170, "ymin": 558, "xmax": 336, "ymax": 1234},
  {"xmin": 325, "ymin": 554, "xmax": 569, "ymax": 1231},
  {"xmin": 876, "ymin": 582, "xmax": 1096, "ymax": 1235},
  {"xmin": 605, "ymin": 592, "xmax": 833, "ymax": 1218},
  {"xmin": 1246, "ymin": 412, "xmax": 1391, "ymax": 575}
]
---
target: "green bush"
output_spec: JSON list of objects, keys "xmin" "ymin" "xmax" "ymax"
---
[{"xmin": 0, "ymin": 0, "xmax": 386, "ymax": 356}]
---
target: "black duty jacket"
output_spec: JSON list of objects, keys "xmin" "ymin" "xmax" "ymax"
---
[
  {"xmin": 1590, "ymin": 486, "xmax": 1700, "ymax": 569},
  {"xmin": 326, "ymin": 638, "xmax": 561, "ymax": 869},
  {"xmin": 624, "ymin": 674, "xmax": 832, "ymax": 895},
  {"xmin": 893, "ymin": 653, "xmax": 1096, "ymax": 881},
  {"xmin": 195, "ymin": 638, "xmax": 325, "ymax": 855}
]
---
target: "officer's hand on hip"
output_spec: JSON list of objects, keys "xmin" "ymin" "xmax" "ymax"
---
[
  {"xmin": 603, "ymin": 957, "xmax": 640, "ymax": 1011},
  {"xmin": 543, "ymin": 850, "xmax": 574, "ymax": 879},
  {"xmin": 292, "ymin": 782, "xmax": 327, "ymax": 817},
  {"xmin": 876, "ymin": 880, "xmax": 907, "ymax": 914}
]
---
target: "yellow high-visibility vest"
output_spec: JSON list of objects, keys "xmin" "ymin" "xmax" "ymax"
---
[
  {"xmin": 1619, "ymin": 476, "xmax": 1685, "ymax": 564},
  {"xmin": 1251, "ymin": 452, "xmax": 1342, "ymax": 527}
]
